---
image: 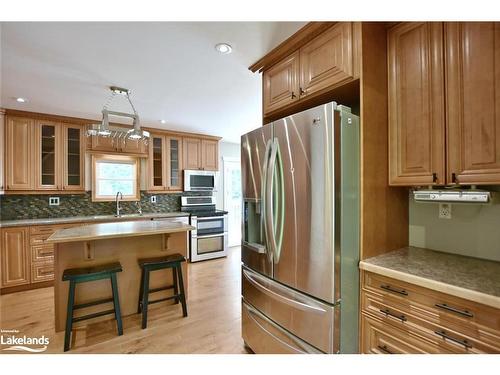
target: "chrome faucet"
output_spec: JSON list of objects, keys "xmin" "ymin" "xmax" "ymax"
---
[
  {"xmin": 115, "ymin": 191, "xmax": 123, "ymax": 217},
  {"xmin": 135, "ymin": 201, "xmax": 143, "ymax": 216}
]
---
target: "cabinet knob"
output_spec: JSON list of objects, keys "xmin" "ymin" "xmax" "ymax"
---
[
  {"xmin": 291, "ymin": 91, "xmax": 296, "ymax": 99},
  {"xmin": 451, "ymin": 173, "xmax": 458, "ymax": 184},
  {"xmin": 432, "ymin": 173, "xmax": 438, "ymax": 183},
  {"xmin": 300, "ymin": 87, "xmax": 306, "ymax": 95}
]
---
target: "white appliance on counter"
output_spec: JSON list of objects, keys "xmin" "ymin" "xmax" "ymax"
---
[
  {"xmin": 413, "ymin": 189, "xmax": 492, "ymax": 203},
  {"xmin": 184, "ymin": 170, "xmax": 217, "ymax": 192},
  {"xmin": 181, "ymin": 196, "xmax": 228, "ymax": 262}
]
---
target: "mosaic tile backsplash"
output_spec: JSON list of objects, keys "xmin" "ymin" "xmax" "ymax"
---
[{"xmin": 0, "ymin": 191, "xmax": 204, "ymax": 221}]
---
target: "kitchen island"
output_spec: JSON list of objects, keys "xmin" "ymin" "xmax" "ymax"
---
[{"xmin": 46, "ymin": 220, "xmax": 195, "ymax": 332}]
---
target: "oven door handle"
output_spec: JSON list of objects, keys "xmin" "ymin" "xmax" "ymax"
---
[
  {"xmin": 196, "ymin": 233, "xmax": 225, "ymax": 239},
  {"xmin": 196, "ymin": 216, "xmax": 225, "ymax": 221}
]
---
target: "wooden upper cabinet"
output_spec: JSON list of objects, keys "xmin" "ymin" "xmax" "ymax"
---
[
  {"xmin": 90, "ymin": 133, "xmax": 147, "ymax": 156},
  {"xmin": 388, "ymin": 22, "xmax": 446, "ymax": 186},
  {"xmin": 120, "ymin": 137, "xmax": 147, "ymax": 155},
  {"xmin": 62, "ymin": 124, "xmax": 85, "ymax": 190},
  {"xmin": 0, "ymin": 110, "xmax": 5, "ymax": 192},
  {"xmin": 183, "ymin": 138, "xmax": 201, "ymax": 170},
  {"xmin": 446, "ymin": 22, "xmax": 500, "ymax": 184},
  {"xmin": 167, "ymin": 136, "xmax": 183, "ymax": 189},
  {"xmin": 148, "ymin": 135, "xmax": 166, "ymax": 190},
  {"xmin": 147, "ymin": 134, "xmax": 184, "ymax": 191},
  {"xmin": 299, "ymin": 22, "xmax": 355, "ymax": 98},
  {"xmin": 201, "ymin": 139, "xmax": 218, "ymax": 171},
  {"xmin": 34, "ymin": 120, "xmax": 62, "ymax": 190},
  {"xmin": 6, "ymin": 116, "xmax": 35, "ymax": 190},
  {"xmin": 90, "ymin": 135, "xmax": 117, "ymax": 152},
  {"xmin": 263, "ymin": 51, "xmax": 299, "ymax": 115},
  {"xmin": 1, "ymin": 227, "xmax": 30, "ymax": 288}
]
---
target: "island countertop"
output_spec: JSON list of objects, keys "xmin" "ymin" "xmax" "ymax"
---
[
  {"xmin": 0, "ymin": 212, "xmax": 190, "ymax": 228},
  {"xmin": 359, "ymin": 246, "xmax": 500, "ymax": 309},
  {"xmin": 46, "ymin": 220, "xmax": 195, "ymax": 243}
]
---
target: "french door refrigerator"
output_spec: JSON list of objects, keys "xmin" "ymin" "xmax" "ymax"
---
[{"xmin": 240, "ymin": 102, "xmax": 359, "ymax": 354}]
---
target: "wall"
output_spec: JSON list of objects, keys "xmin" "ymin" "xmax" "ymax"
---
[
  {"xmin": 215, "ymin": 141, "xmax": 241, "ymax": 210},
  {"xmin": 409, "ymin": 189, "xmax": 500, "ymax": 262},
  {"xmin": 0, "ymin": 191, "xmax": 205, "ymax": 220}
]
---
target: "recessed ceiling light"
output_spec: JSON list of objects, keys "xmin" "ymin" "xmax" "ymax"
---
[
  {"xmin": 215, "ymin": 43, "xmax": 232, "ymax": 54},
  {"xmin": 160, "ymin": 120, "xmax": 166, "ymax": 124},
  {"xmin": 16, "ymin": 97, "xmax": 27, "ymax": 103}
]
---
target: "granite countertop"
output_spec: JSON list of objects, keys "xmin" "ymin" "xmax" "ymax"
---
[
  {"xmin": 46, "ymin": 220, "xmax": 195, "ymax": 243},
  {"xmin": 359, "ymin": 246, "xmax": 500, "ymax": 309},
  {"xmin": 0, "ymin": 212, "xmax": 190, "ymax": 228}
]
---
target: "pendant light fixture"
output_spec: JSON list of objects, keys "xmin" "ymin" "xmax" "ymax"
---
[{"xmin": 87, "ymin": 86, "xmax": 149, "ymax": 142}]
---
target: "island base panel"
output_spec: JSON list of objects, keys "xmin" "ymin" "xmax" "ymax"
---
[{"xmin": 54, "ymin": 232, "xmax": 189, "ymax": 332}]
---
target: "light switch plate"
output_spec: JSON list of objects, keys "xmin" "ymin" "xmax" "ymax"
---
[
  {"xmin": 49, "ymin": 197, "xmax": 60, "ymax": 206},
  {"xmin": 150, "ymin": 195, "xmax": 157, "ymax": 203}
]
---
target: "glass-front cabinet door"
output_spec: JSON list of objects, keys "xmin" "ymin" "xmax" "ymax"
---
[
  {"xmin": 35, "ymin": 120, "xmax": 61, "ymax": 190},
  {"xmin": 167, "ymin": 136, "xmax": 183, "ymax": 191},
  {"xmin": 63, "ymin": 124, "xmax": 84, "ymax": 190},
  {"xmin": 149, "ymin": 135, "xmax": 166, "ymax": 190}
]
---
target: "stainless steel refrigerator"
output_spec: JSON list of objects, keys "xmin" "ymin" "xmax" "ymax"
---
[{"xmin": 240, "ymin": 102, "xmax": 359, "ymax": 354}]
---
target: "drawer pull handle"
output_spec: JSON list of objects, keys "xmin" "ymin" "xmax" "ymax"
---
[
  {"xmin": 435, "ymin": 303, "xmax": 473, "ymax": 318},
  {"xmin": 377, "ymin": 345, "xmax": 393, "ymax": 354},
  {"xmin": 380, "ymin": 309, "xmax": 407, "ymax": 322},
  {"xmin": 380, "ymin": 284, "xmax": 408, "ymax": 296},
  {"xmin": 39, "ymin": 251, "xmax": 53, "ymax": 256},
  {"xmin": 434, "ymin": 330, "xmax": 472, "ymax": 349}
]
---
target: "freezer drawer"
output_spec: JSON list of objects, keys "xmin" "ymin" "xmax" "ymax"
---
[
  {"xmin": 242, "ymin": 301, "xmax": 322, "ymax": 354},
  {"xmin": 242, "ymin": 266, "xmax": 339, "ymax": 353}
]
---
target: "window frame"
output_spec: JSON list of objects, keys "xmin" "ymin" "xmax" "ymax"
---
[{"xmin": 91, "ymin": 154, "xmax": 140, "ymax": 202}]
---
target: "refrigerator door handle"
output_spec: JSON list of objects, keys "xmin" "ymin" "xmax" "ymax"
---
[
  {"xmin": 265, "ymin": 138, "xmax": 285, "ymax": 264},
  {"xmin": 244, "ymin": 301, "xmax": 322, "ymax": 354},
  {"xmin": 261, "ymin": 139, "xmax": 273, "ymax": 262},
  {"xmin": 272, "ymin": 139, "xmax": 285, "ymax": 263},
  {"xmin": 263, "ymin": 139, "xmax": 275, "ymax": 262},
  {"xmin": 243, "ymin": 268, "xmax": 327, "ymax": 314}
]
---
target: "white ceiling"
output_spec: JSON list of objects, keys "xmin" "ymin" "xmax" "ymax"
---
[{"xmin": 0, "ymin": 22, "xmax": 306, "ymax": 143}]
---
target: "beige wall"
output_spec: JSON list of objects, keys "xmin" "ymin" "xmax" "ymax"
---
[{"xmin": 409, "ymin": 191, "xmax": 500, "ymax": 262}]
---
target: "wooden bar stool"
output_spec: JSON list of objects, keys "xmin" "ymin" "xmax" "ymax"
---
[
  {"xmin": 137, "ymin": 253, "xmax": 187, "ymax": 329},
  {"xmin": 62, "ymin": 262, "xmax": 124, "ymax": 352}
]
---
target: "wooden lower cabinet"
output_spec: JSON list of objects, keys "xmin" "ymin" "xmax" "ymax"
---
[
  {"xmin": 360, "ymin": 271, "xmax": 500, "ymax": 354},
  {"xmin": 361, "ymin": 313, "xmax": 442, "ymax": 354},
  {"xmin": 1, "ymin": 227, "xmax": 30, "ymax": 287},
  {"xmin": 1, "ymin": 223, "xmax": 81, "ymax": 293}
]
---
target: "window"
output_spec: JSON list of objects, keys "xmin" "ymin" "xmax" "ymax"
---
[{"xmin": 92, "ymin": 155, "xmax": 140, "ymax": 201}]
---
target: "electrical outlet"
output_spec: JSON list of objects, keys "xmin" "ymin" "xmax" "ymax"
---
[
  {"xmin": 439, "ymin": 203, "xmax": 452, "ymax": 219},
  {"xmin": 49, "ymin": 197, "xmax": 60, "ymax": 206},
  {"xmin": 150, "ymin": 195, "xmax": 157, "ymax": 203}
]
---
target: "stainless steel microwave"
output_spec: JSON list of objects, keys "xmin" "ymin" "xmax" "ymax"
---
[{"xmin": 184, "ymin": 170, "xmax": 217, "ymax": 192}]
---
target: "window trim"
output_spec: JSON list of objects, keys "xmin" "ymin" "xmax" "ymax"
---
[{"xmin": 92, "ymin": 154, "xmax": 140, "ymax": 202}]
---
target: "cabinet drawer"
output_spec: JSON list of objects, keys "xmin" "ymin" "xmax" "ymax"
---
[
  {"xmin": 31, "ymin": 244, "xmax": 54, "ymax": 262},
  {"xmin": 363, "ymin": 271, "xmax": 500, "ymax": 337},
  {"xmin": 30, "ymin": 224, "xmax": 78, "ymax": 244},
  {"xmin": 31, "ymin": 262, "xmax": 54, "ymax": 283},
  {"xmin": 30, "ymin": 225, "xmax": 59, "ymax": 235},
  {"xmin": 30, "ymin": 233, "xmax": 52, "ymax": 245},
  {"xmin": 361, "ymin": 312, "xmax": 443, "ymax": 354},
  {"xmin": 362, "ymin": 289, "xmax": 498, "ymax": 353}
]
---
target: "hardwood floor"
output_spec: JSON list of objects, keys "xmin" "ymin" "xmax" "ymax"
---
[{"xmin": 0, "ymin": 246, "xmax": 246, "ymax": 354}]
